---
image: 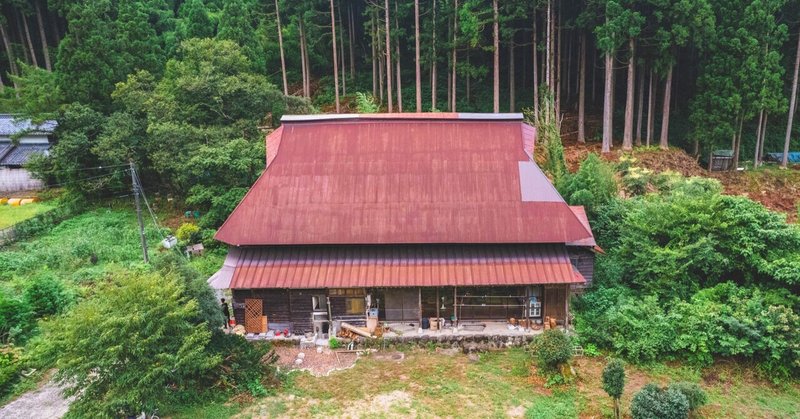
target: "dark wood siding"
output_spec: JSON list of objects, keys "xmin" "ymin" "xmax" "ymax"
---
[
  {"xmin": 568, "ymin": 247, "xmax": 595, "ymax": 289},
  {"xmin": 543, "ymin": 285, "xmax": 567, "ymax": 323},
  {"xmin": 232, "ymin": 289, "xmax": 325, "ymax": 334}
]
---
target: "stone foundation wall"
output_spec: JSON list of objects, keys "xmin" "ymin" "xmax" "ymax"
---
[{"xmin": 353, "ymin": 334, "xmax": 536, "ymax": 352}]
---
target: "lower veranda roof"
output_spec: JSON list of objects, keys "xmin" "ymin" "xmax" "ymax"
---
[
  {"xmin": 219, "ymin": 244, "xmax": 584, "ymax": 289},
  {"xmin": 214, "ymin": 114, "xmax": 594, "ymax": 246}
]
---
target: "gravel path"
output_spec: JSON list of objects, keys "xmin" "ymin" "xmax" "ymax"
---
[{"xmin": 0, "ymin": 380, "xmax": 72, "ymax": 419}]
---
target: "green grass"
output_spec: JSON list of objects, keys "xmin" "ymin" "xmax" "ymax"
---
[
  {"xmin": 174, "ymin": 349, "xmax": 799, "ymax": 419},
  {"xmin": 0, "ymin": 202, "xmax": 55, "ymax": 229}
]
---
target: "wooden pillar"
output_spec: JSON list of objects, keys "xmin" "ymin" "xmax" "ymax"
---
[
  {"xmin": 418, "ymin": 287, "xmax": 422, "ymax": 327},
  {"xmin": 453, "ymin": 286, "xmax": 458, "ymax": 327},
  {"xmin": 435, "ymin": 288, "xmax": 440, "ymax": 320},
  {"xmin": 564, "ymin": 284, "xmax": 570, "ymax": 330}
]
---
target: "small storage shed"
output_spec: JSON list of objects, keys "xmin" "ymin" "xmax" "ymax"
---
[{"xmin": 0, "ymin": 115, "xmax": 57, "ymax": 192}]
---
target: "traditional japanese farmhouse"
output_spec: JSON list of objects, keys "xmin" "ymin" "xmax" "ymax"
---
[
  {"xmin": 0, "ymin": 115, "xmax": 56, "ymax": 192},
  {"xmin": 210, "ymin": 113, "xmax": 597, "ymax": 336}
]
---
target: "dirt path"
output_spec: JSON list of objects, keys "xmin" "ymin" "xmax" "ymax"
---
[{"xmin": 0, "ymin": 381, "xmax": 72, "ymax": 419}]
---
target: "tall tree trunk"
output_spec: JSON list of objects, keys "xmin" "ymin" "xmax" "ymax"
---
[
  {"xmin": 0, "ymin": 23, "xmax": 19, "ymax": 90},
  {"xmin": 13, "ymin": 12, "xmax": 31, "ymax": 65},
  {"xmin": 509, "ymin": 39, "xmax": 515, "ymax": 112},
  {"xmin": 659, "ymin": 65, "xmax": 673, "ymax": 150},
  {"xmin": 759, "ymin": 113, "xmax": 768, "ymax": 163},
  {"xmin": 384, "ymin": 0, "xmax": 393, "ymax": 112},
  {"xmin": 545, "ymin": 0, "xmax": 551, "ymax": 95},
  {"xmin": 431, "ymin": 0, "xmax": 437, "ymax": 110},
  {"xmin": 395, "ymin": 2, "xmax": 402, "ymax": 112},
  {"xmin": 754, "ymin": 109, "xmax": 764, "ymax": 167},
  {"xmin": 578, "ymin": 32, "xmax": 586, "ymax": 143},
  {"xmin": 532, "ymin": 10, "xmax": 538, "ymax": 117},
  {"xmin": 732, "ymin": 114, "xmax": 744, "ymax": 170},
  {"xmin": 275, "ymin": 0, "xmax": 288, "ymax": 95},
  {"xmin": 378, "ymin": 15, "xmax": 385, "ymax": 104},
  {"xmin": 451, "ymin": 0, "xmax": 458, "ymax": 111},
  {"xmin": 635, "ymin": 63, "xmax": 644, "ymax": 146},
  {"xmin": 554, "ymin": 5, "xmax": 561, "ymax": 118},
  {"xmin": 329, "ymin": 0, "xmax": 340, "ymax": 113},
  {"xmin": 339, "ymin": 3, "xmax": 347, "ymax": 96},
  {"xmin": 623, "ymin": 38, "xmax": 635, "ymax": 150},
  {"xmin": 492, "ymin": 0, "xmax": 499, "ymax": 113},
  {"xmin": 414, "ymin": 0, "xmax": 421, "ymax": 112},
  {"xmin": 21, "ymin": 12, "xmax": 37, "ymax": 68},
  {"xmin": 646, "ymin": 67, "xmax": 654, "ymax": 146},
  {"xmin": 349, "ymin": 2, "xmax": 356, "ymax": 79},
  {"xmin": 34, "ymin": 1, "xmax": 50, "ymax": 71},
  {"xmin": 783, "ymin": 32, "xmax": 800, "ymax": 168},
  {"xmin": 372, "ymin": 12, "xmax": 378, "ymax": 98},
  {"xmin": 591, "ymin": 40, "xmax": 597, "ymax": 104},
  {"xmin": 602, "ymin": 51, "xmax": 613, "ymax": 153},
  {"xmin": 48, "ymin": 8, "xmax": 60, "ymax": 49},
  {"xmin": 566, "ymin": 32, "xmax": 572, "ymax": 100},
  {"xmin": 299, "ymin": 19, "xmax": 309, "ymax": 98}
]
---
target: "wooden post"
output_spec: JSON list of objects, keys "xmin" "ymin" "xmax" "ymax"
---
[
  {"xmin": 418, "ymin": 287, "xmax": 422, "ymax": 327},
  {"xmin": 453, "ymin": 286, "xmax": 458, "ymax": 327},
  {"xmin": 435, "ymin": 288, "xmax": 440, "ymax": 320},
  {"xmin": 564, "ymin": 284, "xmax": 570, "ymax": 330}
]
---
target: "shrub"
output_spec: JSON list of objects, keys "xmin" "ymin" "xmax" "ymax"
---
[
  {"xmin": 530, "ymin": 329, "xmax": 573, "ymax": 372},
  {"xmin": 176, "ymin": 222, "xmax": 201, "ymax": 243},
  {"xmin": 23, "ymin": 272, "xmax": 75, "ymax": 318},
  {"xmin": 667, "ymin": 382, "xmax": 707, "ymax": 411},
  {"xmin": 0, "ymin": 348, "xmax": 21, "ymax": 395},
  {"xmin": 602, "ymin": 358, "xmax": 626, "ymax": 419},
  {"xmin": 329, "ymin": 337, "xmax": 341, "ymax": 349},
  {"xmin": 40, "ymin": 270, "xmax": 221, "ymax": 417},
  {"xmin": 355, "ymin": 92, "xmax": 380, "ymax": 113},
  {"xmin": 0, "ymin": 291, "xmax": 32, "ymax": 344},
  {"xmin": 631, "ymin": 383, "xmax": 690, "ymax": 419},
  {"xmin": 558, "ymin": 153, "xmax": 618, "ymax": 216}
]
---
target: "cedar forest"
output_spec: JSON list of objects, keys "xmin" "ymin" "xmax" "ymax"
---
[{"xmin": 0, "ymin": 0, "xmax": 799, "ymax": 417}]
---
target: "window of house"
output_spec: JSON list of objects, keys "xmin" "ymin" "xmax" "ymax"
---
[
  {"xmin": 345, "ymin": 297, "xmax": 365, "ymax": 315},
  {"xmin": 312, "ymin": 295, "xmax": 327, "ymax": 312}
]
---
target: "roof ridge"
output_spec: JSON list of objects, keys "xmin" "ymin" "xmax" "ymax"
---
[{"xmin": 280, "ymin": 112, "xmax": 524, "ymax": 123}]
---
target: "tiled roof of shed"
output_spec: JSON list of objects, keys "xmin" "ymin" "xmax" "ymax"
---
[
  {"xmin": 0, "ymin": 144, "xmax": 50, "ymax": 166},
  {"xmin": 0, "ymin": 115, "xmax": 56, "ymax": 136}
]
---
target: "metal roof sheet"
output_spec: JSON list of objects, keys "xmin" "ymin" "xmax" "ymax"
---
[
  {"xmin": 215, "ymin": 115, "xmax": 593, "ymax": 245},
  {"xmin": 0, "ymin": 144, "xmax": 50, "ymax": 166},
  {"xmin": 228, "ymin": 244, "xmax": 583, "ymax": 289},
  {"xmin": 567, "ymin": 206, "xmax": 597, "ymax": 247},
  {"xmin": 0, "ymin": 115, "xmax": 56, "ymax": 136}
]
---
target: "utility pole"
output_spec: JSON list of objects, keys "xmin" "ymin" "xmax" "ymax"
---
[{"xmin": 130, "ymin": 160, "xmax": 149, "ymax": 263}]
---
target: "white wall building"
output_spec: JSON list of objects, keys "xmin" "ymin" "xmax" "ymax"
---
[{"xmin": 0, "ymin": 115, "xmax": 56, "ymax": 193}]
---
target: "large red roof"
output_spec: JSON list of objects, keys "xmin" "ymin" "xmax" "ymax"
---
[{"xmin": 215, "ymin": 114, "xmax": 593, "ymax": 246}]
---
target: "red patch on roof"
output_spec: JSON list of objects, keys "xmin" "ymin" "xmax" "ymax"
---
[
  {"xmin": 567, "ymin": 206, "xmax": 597, "ymax": 247},
  {"xmin": 227, "ymin": 244, "xmax": 584, "ymax": 289},
  {"xmin": 215, "ymin": 114, "xmax": 593, "ymax": 245}
]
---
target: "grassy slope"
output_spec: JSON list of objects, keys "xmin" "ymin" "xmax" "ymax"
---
[
  {"xmin": 0, "ymin": 202, "xmax": 56, "ymax": 229},
  {"xmin": 173, "ymin": 349, "xmax": 799, "ymax": 419},
  {"xmin": 0, "ymin": 206, "xmax": 223, "ymax": 287}
]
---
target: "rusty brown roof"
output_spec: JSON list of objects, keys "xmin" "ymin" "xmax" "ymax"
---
[
  {"xmin": 215, "ymin": 113, "xmax": 593, "ymax": 246},
  {"xmin": 226, "ymin": 244, "xmax": 584, "ymax": 289}
]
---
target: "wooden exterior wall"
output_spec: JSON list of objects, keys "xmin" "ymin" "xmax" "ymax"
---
[
  {"xmin": 568, "ymin": 247, "xmax": 595, "ymax": 289},
  {"xmin": 232, "ymin": 288, "xmax": 325, "ymax": 334}
]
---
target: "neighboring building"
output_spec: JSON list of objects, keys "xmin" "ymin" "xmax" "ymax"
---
[
  {"xmin": 0, "ymin": 115, "xmax": 56, "ymax": 193},
  {"xmin": 210, "ymin": 113, "xmax": 597, "ymax": 335}
]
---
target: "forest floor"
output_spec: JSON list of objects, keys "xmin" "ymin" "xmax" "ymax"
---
[
  {"xmin": 172, "ymin": 348, "xmax": 800, "ymax": 419},
  {"xmin": 558, "ymin": 138, "xmax": 800, "ymax": 221}
]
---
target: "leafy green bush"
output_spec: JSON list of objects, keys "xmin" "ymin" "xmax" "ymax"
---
[
  {"xmin": 0, "ymin": 292, "xmax": 32, "ymax": 344},
  {"xmin": 558, "ymin": 153, "xmax": 618, "ymax": 216},
  {"xmin": 176, "ymin": 222, "xmax": 201, "ymax": 243},
  {"xmin": 631, "ymin": 383, "xmax": 690, "ymax": 419},
  {"xmin": 529, "ymin": 329, "xmax": 573, "ymax": 372},
  {"xmin": 602, "ymin": 358, "xmax": 626, "ymax": 419},
  {"xmin": 23, "ymin": 272, "xmax": 75, "ymax": 318},
  {"xmin": 329, "ymin": 337, "xmax": 341, "ymax": 349},
  {"xmin": 0, "ymin": 348, "xmax": 21, "ymax": 394},
  {"xmin": 355, "ymin": 92, "xmax": 380, "ymax": 113},
  {"xmin": 667, "ymin": 382, "xmax": 707, "ymax": 411},
  {"xmin": 40, "ymin": 270, "xmax": 221, "ymax": 417}
]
